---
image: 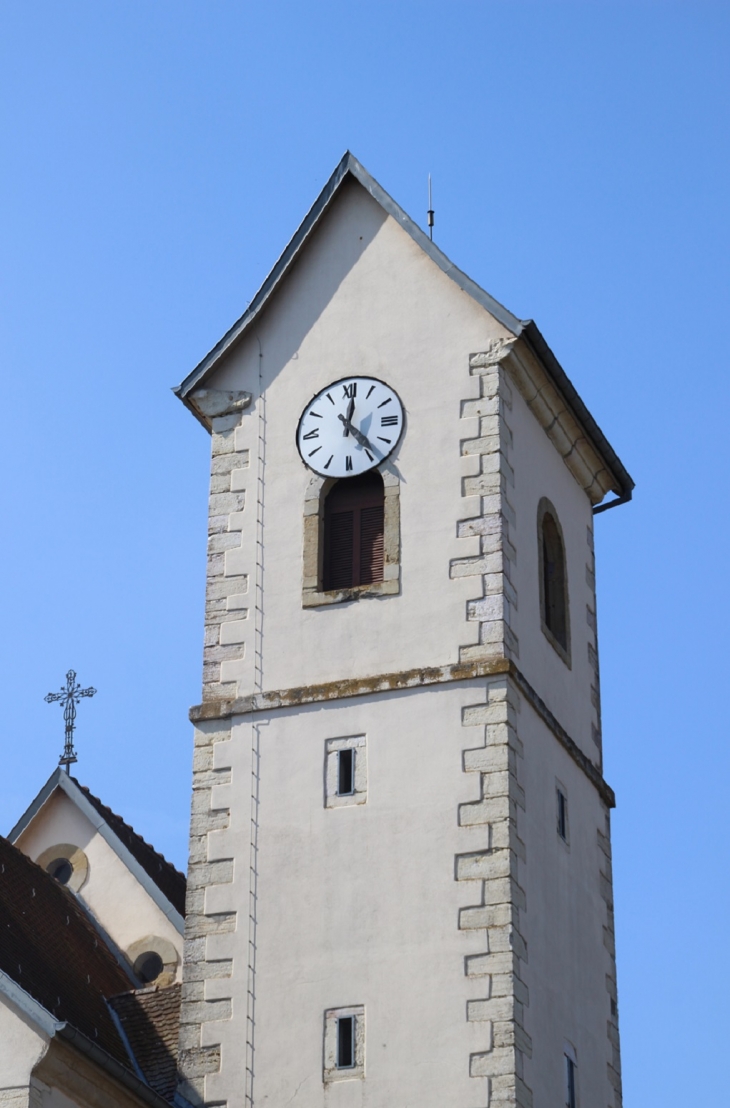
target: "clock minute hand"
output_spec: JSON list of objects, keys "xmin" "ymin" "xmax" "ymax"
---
[{"xmin": 342, "ymin": 397, "xmax": 355, "ymax": 436}]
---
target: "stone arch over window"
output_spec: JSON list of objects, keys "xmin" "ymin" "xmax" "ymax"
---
[
  {"xmin": 538, "ymin": 497, "xmax": 571, "ymax": 666},
  {"xmin": 303, "ymin": 467, "xmax": 400, "ymax": 607},
  {"xmin": 36, "ymin": 842, "xmax": 89, "ymax": 893},
  {"xmin": 126, "ymin": 935, "xmax": 179, "ymax": 987}
]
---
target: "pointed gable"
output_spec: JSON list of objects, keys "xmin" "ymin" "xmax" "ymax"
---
[{"xmin": 174, "ymin": 151, "xmax": 633, "ymax": 509}]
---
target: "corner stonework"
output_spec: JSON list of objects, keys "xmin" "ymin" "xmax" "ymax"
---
[
  {"xmin": 177, "ymin": 720, "xmax": 236, "ymax": 1107},
  {"xmin": 197, "ymin": 392, "xmax": 254, "ymax": 703},
  {"xmin": 453, "ymin": 347, "xmax": 519, "ymax": 663},
  {"xmin": 457, "ymin": 676, "xmax": 532, "ymax": 1108}
]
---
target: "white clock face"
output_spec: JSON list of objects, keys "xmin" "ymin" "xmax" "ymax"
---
[{"xmin": 296, "ymin": 376, "xmax": 404, "ymax": 478}]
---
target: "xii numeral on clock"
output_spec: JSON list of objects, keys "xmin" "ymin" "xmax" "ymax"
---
[{"xmin": 342, "ymin": 383, "xmax": 357, "ymax": 399}]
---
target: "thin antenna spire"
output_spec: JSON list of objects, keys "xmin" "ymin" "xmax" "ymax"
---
[
  {"xmin": 44, "ymin": 669, "xmax": 97, "ymax": 773},
  {"xmin": 427, "ymin": 174, "xmax": 434, "ymax": 241}
]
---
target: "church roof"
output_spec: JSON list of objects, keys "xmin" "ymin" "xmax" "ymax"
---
[
  {"xmin": 8, "ymin": 769, "xmax": 186, "ymax": 927},
  {"xmin": 0, "ymin": 833, "xmax": 133, "ymax": 1064},
  {"xmin": 78, "ymin": 782, "xmax": 187, "ymax": 919},
  {"xmin": 174, "ymin": 151, "xmax": 633, "ymax": 508},
  {"xmin": 109, "ymin": 984, "xmax": 182, "ymax": 1101}
]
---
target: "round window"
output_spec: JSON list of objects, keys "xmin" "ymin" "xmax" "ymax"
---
[
  {"xmin": 46, "ymin": 857, "xmax": 74, "ymax": 885},
  {"xmin": 134, "ymin": 951, "xmax": 164, "ymax": 984}
]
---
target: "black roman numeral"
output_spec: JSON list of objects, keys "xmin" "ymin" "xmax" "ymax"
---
[
  {"xmin": 343, "ymin": 383, "xmax": 357, "ymax": 399},
  {"xmin": 345, "ymin": 455, "xmax": 353, "ymax": 471},
  {"xmin": 381, "ymin": 415, "xmax": 398, "ymax": 426},
  {"xmin": 302, "ymin": 428, "xmax": 319, "ymax": 440}
]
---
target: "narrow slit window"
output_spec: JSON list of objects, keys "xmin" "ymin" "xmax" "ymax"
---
[
  {"xmin": 323, "ymin": 471, "xmax": 384, "ymax": 590},
  {"xmin": 337, "ymin": 748, "xmax": 355, "ymax": 796},
  {"xmin": 337, "ymin": 1017, "xmax": 355, "ymax": 1069},
  {"xmin": 557, "ymin": 788, "xmax": 568, "ymax": 841},
  {"xmin": 538, "ymin": 499, "xmax": 570, "ymax": 662},
  {"xmin": 565, "ymin": 1054, "xmax": 577, "ymax": 1108}
]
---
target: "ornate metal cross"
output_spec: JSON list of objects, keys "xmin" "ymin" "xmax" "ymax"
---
[{"xmin": 44, "ymin": 670, "xmax": 97, "ymax": 772}]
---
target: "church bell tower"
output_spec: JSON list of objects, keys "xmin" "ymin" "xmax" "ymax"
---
[{"xmin": 175, "ymin": 153, "xmax": 632, "ymax": 1108}]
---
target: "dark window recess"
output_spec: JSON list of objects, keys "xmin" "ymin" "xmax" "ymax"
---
[
  {"xmin": 134, "ymin": 951, "xmax": 164, "ymax": 984},
  {"xmin": 336, "ymin": 1016, "xmax": 355, "ymax": 1068},
  {"xmin": 557, "ymin": 789, "xmax": 568, "ymax": 841},
  {"xmin": 46, "ymin": 857, "xmax": 73, "ymax": 885},
  {"xmin": 323, "ymin": 472, "xmax": 385, "ymax": 590},
  {"xmin": 338, "ymin": 749, "xmax": 355, "ymax": 795},
  {"xmin": 541, "ymin": 512, "xmax": 568, "ymax": 649},
  {"xmin": 566, "ymin": 1055, "xmax": 577, "ymax": 1108}
]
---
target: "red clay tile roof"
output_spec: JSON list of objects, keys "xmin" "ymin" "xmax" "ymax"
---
[
  {"xmin": 73, "ymin": 780, "xmax": 187, "ymax": 917},
  {"xmin": 0, "ymin": 835, "xmax": 133, "ymax": 1064},
  {"xmin": 109, "ymin": 984, "xmax": 181, "ymax": 1101}
]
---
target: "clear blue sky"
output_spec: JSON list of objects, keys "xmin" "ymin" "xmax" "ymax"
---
[{"xmin": 1, "ymin": 3, "xmax": 728, "ymax": 1102}]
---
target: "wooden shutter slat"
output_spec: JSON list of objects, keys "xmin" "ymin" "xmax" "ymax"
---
[
  {"xmin": 325, "ymin": 510, "xmax": 354, "ymax": 589},
  {"xmin": 359, "ymin": 505, "xmax": 385, "ymax": 585}
]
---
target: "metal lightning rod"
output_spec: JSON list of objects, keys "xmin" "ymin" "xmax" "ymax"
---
[{"xmin": 427, "ymin": 174, "xmax": 434, "ymax": 241}]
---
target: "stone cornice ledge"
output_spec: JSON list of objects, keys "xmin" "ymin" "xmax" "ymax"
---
[{"xmin": 189, "ymin": 658, "xmax": 615, "ymax": 808}]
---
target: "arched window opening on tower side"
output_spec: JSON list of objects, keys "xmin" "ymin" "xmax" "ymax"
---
[
  {"xmin": 538, "ymin": 498, "xmax": 571, "ymax": 665},
  {"xmin": 323, "ymin": 471, "xmax": 385, "ymax": 591}
]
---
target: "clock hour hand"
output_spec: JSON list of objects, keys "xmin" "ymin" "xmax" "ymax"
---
[{"xmin": 338, "ymin": 414, "xmax": 375, "ymax": 453}]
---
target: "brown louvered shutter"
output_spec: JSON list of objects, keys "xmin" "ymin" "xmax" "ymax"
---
[
  {"xmin": 323, "ymin": 472, "xmax": 385, "ymax": 590},
  {"xmin": 359, "ymin": 505, "xmax": 384, "ymax": 584}
]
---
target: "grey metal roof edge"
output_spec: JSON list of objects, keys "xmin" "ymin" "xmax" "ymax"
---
[
  {"xmin": 55, "ymin": 775, "xmax": 185, "ymax": 935},
  {"xmin": 0, "ymin": 971, "xmax": 172, "ymax": 1108},
  {"xmin": 173, "ymin": 150, "xmax": 525, "ymax": 408},
  {"xmin": 58, "ymin": 1023, "xmax": 173, "ymax": 1108},
  {"xmin": 520, "ymin": 320, "xmax": 635, "ymax": 504},
  {"xmin": 0, "ymin": 966, "xmax": 61, "ymax": 1037},
  {"xmin": 7, "ymin": 767, "xmax": 64, "ymax": 842},
  {"xmin": 9, "ymin": 771, "xmax": 183, "ymax": 936}
]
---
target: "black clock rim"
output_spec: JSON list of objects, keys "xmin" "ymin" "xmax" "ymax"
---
[{"xmin": 295, "ymin": 374, "xmax": 405, "ymax": 477}]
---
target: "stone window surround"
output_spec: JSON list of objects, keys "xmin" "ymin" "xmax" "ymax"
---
[
  {"xmin": 302, "ymin": 467, "xmax": 400, "ymax": 607},
  {"xmin": 325, "ymin": 735, "xmax": 367, "ymax": 808},
  {"xmin": 35, "ymin": 842, "xmax": 89, "ymax": 894},
  {"xmin": 323, "ymin": 1005, "xmax": 365, "ymax": 1081},
  {"xmin": 537, "ymin": 496, "xmax": 572, "ymax": 668},
  {"xmin": 556, "ymin": 777, "xmax": 570, "ymax": 849}
]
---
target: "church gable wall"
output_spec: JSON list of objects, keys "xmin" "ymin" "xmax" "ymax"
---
[{"xmin": 14, "ymin": 791, "xmax": 181, "ymax": 971}]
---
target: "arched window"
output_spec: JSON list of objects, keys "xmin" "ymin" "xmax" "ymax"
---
[
  {"xmin": 323, "ymin": 471, "xmax": 385, "ymax": 591},
  {"xmin": 538, "ymin": 499, "xmax": 570, "ymax": 660}
]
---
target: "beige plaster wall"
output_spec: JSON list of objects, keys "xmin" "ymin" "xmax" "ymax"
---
[
  {"xmin": 0, "ymin": 995, "xmax": 48, "ymax": 1089},
  {"xmin": 15, "ymin": 791, "xmax": 182, "ymax": 970},
  {"xmin": 517, "ymin": 703, "xmax": 618, "ymax": 1104},
  {"xmin": 203, "ymin": 177, "xmax": 512, "ymax": 696},
  {"xmin": 204, "ymin": 681, "xmax": 496, "ymax": 1107},
  {"xmin": 507, "ymin": 379, "xmax": 600, "ymax": 762}
]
